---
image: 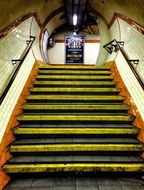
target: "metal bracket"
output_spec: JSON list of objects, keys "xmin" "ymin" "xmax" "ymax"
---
[
  {"xmin": 103, "ymin": 39, "xmax": 124, "ymax": 54},
  {"xmin": 11, "ymin": 59, "xmax": 21, "ymax": 65},
  {"xmin": 26, "ymin": 36, "xmax": 35, "ymax": 44},
  {"xmin": 129, "ymin": 59, "xmax": 139, "ymax": 65}
]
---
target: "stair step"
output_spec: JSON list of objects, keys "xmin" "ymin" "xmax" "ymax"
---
[
  {"xmin": 38, "ymin": 65, "xmax": 111, "ymax": 71},
  {"xmin": 17, "ymin": 124, "xmax": 135, "ymax": 128},
  {"xmin": 3, "ymin": 163, "xmax": 144, "ymax": 173},
  {"xmin": 33, "ymin": 81, "xmax": 116, "ymax": 87},
  {"xmin": 30, "ymin": 87, "xmax": 120, "ymax": 95},
  {"xmin": 16, "ymin": 114, "xmax": 134, "ymax": 124},
  {"xmin": 36, "ymin": 75, "xmax": 114, "ymax": 81},
  {"xmin": 38, "ymin": 70, "xmax": 112, "ymax": 75},
  {"xmin": 23, "ymin": 104, "xmax": 129, "ymax": 113},
  {"xmin": 8, "ymin": 143, "xmax": 144, "ymax": 153},
  {"xmin": 12, "ymin": 137, "xmax": 139, "ymax": 145},
  {"xmin": 13, "ymin": 127, "xmax": 138, "ymax": 135},
  {"xmin": 8, "ymin": 155, "xmax": 144, "ymax": 163},
  {"xmin": 26, "ymin": 95, "xmax": 125, "ymax": 103}
]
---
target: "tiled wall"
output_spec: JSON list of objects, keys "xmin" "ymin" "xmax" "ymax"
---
[
  {"xmin": 0, "ymin": 17, "xmax": 40, "ymax": 142},
  {"xmin": 0, "ymin": 18, "xmax": 32, "ymax": 96},
  {"xmin": 107, "ymin": 18, "xmax": 144, "ymax": 120},
  {"xmin": 115, "ymin": 51, "xmax": 144, "ymax": 120},
  {"xmin": 30, "ymin": 18, "xmax": 43, "ymax": 61}
]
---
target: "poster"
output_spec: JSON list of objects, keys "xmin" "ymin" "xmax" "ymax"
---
[{"xmin": 65, "ymin": 35, "xmax": 84, "ymax": 64}]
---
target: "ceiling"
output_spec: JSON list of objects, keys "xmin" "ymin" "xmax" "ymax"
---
[{"xmin": 0, "ymin": 0, "xmax": 143, "ymax": 32}]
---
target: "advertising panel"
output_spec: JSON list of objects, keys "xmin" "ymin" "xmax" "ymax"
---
[{"xmin": 65, "ymin": 35, "xmax": 84, "ymax": 64}]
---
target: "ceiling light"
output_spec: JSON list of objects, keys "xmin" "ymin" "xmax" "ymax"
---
[{"xmin": 73, "ymin": 14, "xmax": 77, "ymax": 26}]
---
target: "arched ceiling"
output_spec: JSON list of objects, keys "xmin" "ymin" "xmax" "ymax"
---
[{"xmin": 0, "ymin": 0, "xmax": 143, "ymax": 32}]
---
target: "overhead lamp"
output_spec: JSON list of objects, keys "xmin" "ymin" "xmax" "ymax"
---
[{"xmin": 73, "ymin": 14, "xmax": 77, "ymax": 26}]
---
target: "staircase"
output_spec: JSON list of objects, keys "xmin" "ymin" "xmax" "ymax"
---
[{"xmin": 3, "ymin": 65, "xmax": 144, "ymax": 179}]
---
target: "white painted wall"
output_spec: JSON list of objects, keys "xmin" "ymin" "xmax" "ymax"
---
[
  {"xmin": 106, "ymin": 17, "xmax": 144, "ymax": 121},
  {"xmin": 0, "ymin": 17, "xmax": 41, "ymax": 142},
  {"xmin": 115, "ymin": 51, "xmax": 144, "ymax": 120}
]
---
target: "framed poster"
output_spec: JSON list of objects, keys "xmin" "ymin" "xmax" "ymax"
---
[{"xmin": 65, "ymin": 35, "xmax": 85, "ymax": 64}]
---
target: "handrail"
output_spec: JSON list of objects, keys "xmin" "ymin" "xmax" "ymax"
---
[
  {"xmin": 119, "ymin": 47, "xmax": 144, "ymax": 91},
  {"xmin": 0, "ymin": 36, "xmax": 35, "ymax": 104}
]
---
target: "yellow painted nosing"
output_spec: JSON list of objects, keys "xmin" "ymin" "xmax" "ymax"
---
[
  {"xmin": 36, "ymin": 75, "xmax": 113, "ymax": 79},
  {"xmin": 33, "ymin": 81, "xmax": 116, "ymax": 85},
  {"xmin": 14, "ymin": 128, "xmax": 138, "ymax": 135},
  {"xmin": 9, "ymin": 144, "xmax": 144, "ymax": 152},
  {"xmin": 17, "ymin": 115, "xmax": 134, "ymax": 122},
  {"xmin": 38, "ymin": 70, "xmax": 112, "ymax": 74},
  {"xmin": 27, "ymin": 95, "xmax": 124, "ymax": 101},
  {"xmin": 3, "ymin": 163, "xmax": 144, "ymax": 173},
  {"xmin": 38, "ymin": 65, "xmax": 110, "ymax": 69},
  {"xmin": 30, "ymin": 88, "xmax": 120, "ymax": 93},
  {"xmin": 23, "ymin": 104, "xmax": 129, "ymax": 110}
]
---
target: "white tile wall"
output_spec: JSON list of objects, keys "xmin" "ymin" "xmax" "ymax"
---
[
  {"xmin": 0, "ymin": 50, "xmax": 35, "ymax": 142},
  {"xmin": 0, "ymin": 17, "xmax": 41, "ymax": 142},
  {"xmin": 115, "ymin": 51, "xmax": 144, "ymax": 120},
  {"xmin": 0, "ymin": 18, "xmax": 32, "ymax": 95},
  {"xmin": 107, "ymin": 18, "xmax": 144, "ymax": 121},
  {"xmin": 30, "ymin": 18, "xmax": 43, "ymax": 61},
  {"xmin": 119, "ymin": 19, "xmax": 144, "ymax": 82}
]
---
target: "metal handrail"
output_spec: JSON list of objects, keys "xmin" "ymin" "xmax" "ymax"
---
[
  {"xmin": 0, "ymin": 36, "xmax": 35, "ymax": 104},
  {"xmin": 119, "ymin": 46, "xmax": 144, "ymax": 91}
]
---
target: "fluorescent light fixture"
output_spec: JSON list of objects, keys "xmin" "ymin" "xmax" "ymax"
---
[{"xmin": 73, "ymin": 14, "xmax": 77, "ymax": 25}]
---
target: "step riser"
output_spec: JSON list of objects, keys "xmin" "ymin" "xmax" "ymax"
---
[
  {"xmin": 17, "ymin": 120, "xmax": 133, "ymax": 125},
  {"xmin": 26, "ymin": 99, "xmax": 124, "ymax": 104},
  {"xmin": 23, "ymin": 109, "xmax": 128, "ymax": 114},
  {"xmin": 33, "ymin": 84, "xmax": 116, "ymax": 88},
  {"xmin": 10, "ymin": 151, "xmax": 143, "ymax": 157},
  {"xmin": 30, "ymin": 91, "xmax": 120, "ymax": 95}
]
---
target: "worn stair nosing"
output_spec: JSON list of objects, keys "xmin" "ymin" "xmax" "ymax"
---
[
  {"xmin": 3, "ymin": 163, "xmax": 144, "ymax": 173},
  {"xmin": 8, "ymin": 143, "xmax": 144, "ymax": 153},
  {"xmin": 13, "ymin": 127, "xmax": 138, "ymax": 135}
]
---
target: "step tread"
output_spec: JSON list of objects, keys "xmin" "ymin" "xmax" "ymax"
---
[
  {"xmin": 27, "ymin": 95, "xmax": 124, "ymax": 101},
  {"xmin": 9, "ymin": 143, "xmax": 144, "ymax": 153},
  {"xmin": 17, "ymin": 114, "xmax": 134, "ymax": 122},
  {"xmin": 36, "ymin": 75, "xmax": 113, "ymax": 79},
  {"xmin": 33, "ymin": 81, "xmax": 116, "ymax": 86},
  {"xmin": 30, "ymin": 87, "xmax": 120, "ymax": 93},
  {"xmin": 12, "ymin": 138, "xmax": 139, "ymax": 144},
  {"xmin": 38, "ymin": 70, "xmax": 112, "ymax": 75},
  {"xmin": 23, "ymin": 104, "xmax": 128, "ymax": 111},
  {"xmin": 8, "ymin": 155, "xmax": 144, "ymax": 163},
  {"xmin": 3, "ymin": 163, "xmax": 144, "ymax": 173},
  {"xmin": 14, "ymin": 127, "xmax": 138, "ymax": 135}
]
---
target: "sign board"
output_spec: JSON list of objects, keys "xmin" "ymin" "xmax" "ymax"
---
[{"xmin": 65, "ymin": 35, "xmax": 84, "ymax": 64}]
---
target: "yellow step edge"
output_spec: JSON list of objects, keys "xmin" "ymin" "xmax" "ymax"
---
[
  {"xmin": 33, "ymin": 81, "xmax": 116, "ymax": 85},
  {"xmin": 13, "ymin": 128, "xmax": 138, "ymax": 135},
  {"xmin": 30, "ymin": 88, "xmax": 120, "ymax": 93},
  {"xmin": 26, "ymin": 95, "xmax": 124, "ymax": 101},
  {"xmin": 39, "ymin": 65, "xmax": 110, "ymax": 69},
  {"xmin": 38, "ymin": 70, "xmax": 112, "ymax": 74},
  {"xmin": 3, "ymin": 163, "xmax": 144, "ymax": 173},
  {"xmin": 36, "ymin": 75, "xmax": 113, "ymax": 79},
  {"xmin": 23, "ymin": 104, "xmax": 129, "ymax": 110},
  {"xmin": 9, "ymin": 144, "xmax": 144, "ymax": 152},
  {"xmin": 17, "ymin": 115, "xmax": 134, "ymax": 122}
]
